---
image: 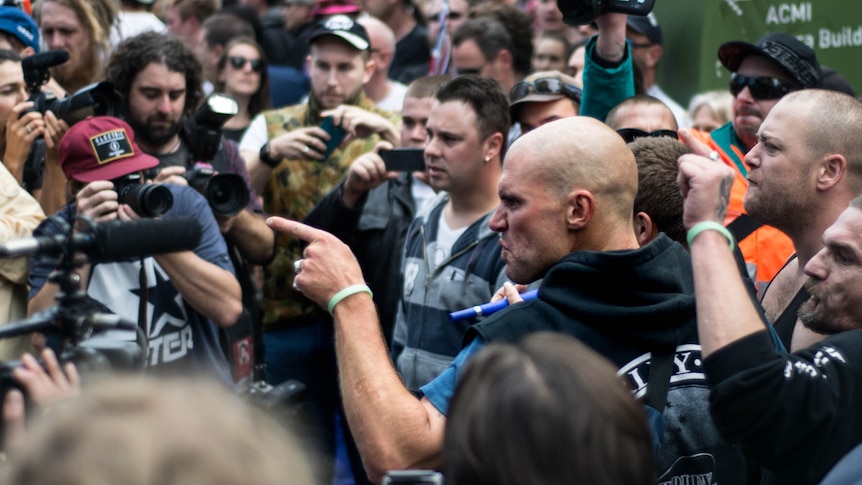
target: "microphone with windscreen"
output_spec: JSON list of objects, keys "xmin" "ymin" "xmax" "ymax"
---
[
  {"xmin": 0, "ymin": 216, "xmax": 203, "ymax": 262},
  {"xmin": 22, "ymin": 49, "xmax": 69, "ymax": 92}
]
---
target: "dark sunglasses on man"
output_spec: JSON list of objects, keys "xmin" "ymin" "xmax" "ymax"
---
[
  {"xmin": 228, "ymin": 56, "xmax": 264, "ymax": 72},
  {"xmin": 510, "ymin": 77, "xmax": 582, "ymax": 104},
  {"xmin": 616, "ymin": 128, "xmax": 678, "ymax": 144},
  {"xmin": 729, "ymin": 73, "xmax": 798, "ymax": 100}
]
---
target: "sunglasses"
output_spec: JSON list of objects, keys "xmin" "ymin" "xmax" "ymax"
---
[
  {"xmin": 729, "ymin": 73, "xmax": 798, "ymax": 100},
  {"xmin": 427, "ymin": 11, "xmax": 463, "ymax": 22},
  {"xmin": 228, "ymin": 56, "xmax": 263, "ymax": 72},
  {"xmin": 616, "ymin": 128, "xmax": 678, "ymax": 143},
  {"xmin": 455, "ymin": 65, "xmax": 485, "ymax": 76},
  {"xmin": 509, "ymin": 77, "xmax": 582, "ymax": 104}
]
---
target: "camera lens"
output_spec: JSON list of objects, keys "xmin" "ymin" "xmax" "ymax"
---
[
  {"xmin": 118, "ymin": 184, "xmax": 174, "ymax": 218},
  {"xmin": 206, "ymin": 174, "xmax": 250, "ymax": 217}
]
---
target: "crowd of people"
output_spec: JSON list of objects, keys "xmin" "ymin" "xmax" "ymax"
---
[{"xmin": 0, "ymin": 0, "xmax": 859, "ymax": 484}]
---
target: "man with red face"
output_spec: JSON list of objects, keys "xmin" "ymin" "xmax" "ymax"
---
[{"xmin": 268, "ymin": 115, "xmax": 748, "ymax": 483}]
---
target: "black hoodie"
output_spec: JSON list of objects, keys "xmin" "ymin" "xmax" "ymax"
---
[{"xmin": 466, "ymin": 234, "xmax": 746, "ymax": 484}]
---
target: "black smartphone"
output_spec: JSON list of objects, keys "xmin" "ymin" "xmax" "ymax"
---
[
  {"xmin": 318, "ymin": 116, "xmax": 346, "ymax": 160},
  {"xmin": 379, "ymin": 148, "xmax": 425, "ymax": 172},
  {"xmin": 381, "ymin": 470, "xmax": 444, "ymax": 485}
]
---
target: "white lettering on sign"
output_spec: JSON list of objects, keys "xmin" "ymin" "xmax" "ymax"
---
[
  {"xmin": 819, "ymin": 26, "xmax": 862, "ymax": 49},
  {"xmin": 765, "ymin": 3, "xmax": 812, "ymax": 25}
]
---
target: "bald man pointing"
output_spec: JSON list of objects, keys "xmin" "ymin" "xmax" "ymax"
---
[{"xmin": 269, "ymin": 117, "xmax": 746, "ymax": 482}]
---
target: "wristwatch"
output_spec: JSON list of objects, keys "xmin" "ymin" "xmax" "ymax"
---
[{"xmin": 259, "ymin": 142, "xmax": 283, "ymax": 168}]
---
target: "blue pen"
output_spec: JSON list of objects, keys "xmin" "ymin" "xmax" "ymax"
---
[{"xmin": 448, "ymin": 289, "xmax": 539, "ymax": 322}]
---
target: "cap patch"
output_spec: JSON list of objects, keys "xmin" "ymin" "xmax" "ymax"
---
[
  {"xmin": 324, "ymin": 14, "xmax": 354, "ymax": 30},
  {"xmin": 90, "ymin": 129, "xmax": 135, "ymax": 165}
]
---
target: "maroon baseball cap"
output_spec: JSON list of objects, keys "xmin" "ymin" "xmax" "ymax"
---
[
  {"xmin": 59, "ymin": 116, "xmax": 159, "ymax": 183},
  {"xmin": 312, "ymin": 0, "xmax": 361, "ymax": 17}
]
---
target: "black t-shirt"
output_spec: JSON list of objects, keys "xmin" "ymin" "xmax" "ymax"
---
[
  {"xmin": 389, "ymin": 24, "xmax": 430, "ymax": 85},
  {"xmin": 706, "ymin": 329, "xmax": 862, "ymax": 484}
]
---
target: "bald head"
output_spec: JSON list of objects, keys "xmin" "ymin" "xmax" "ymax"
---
[
  {"xmin": 491, "ymin": 116, "xmax": 639, "ymax": 283},
  {"xmin": 508, "ymin": 116, "xmax": 638, "ymax": 222},
  {"xmin": 606, "ymin": 94, "xmax": 679, "ymax": 132},
  {"xmin": 358, "ymin": 16, "xmax": 395, "ymax": 72}
]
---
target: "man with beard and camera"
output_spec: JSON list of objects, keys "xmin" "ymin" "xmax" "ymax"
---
[
  {"xmin": 102, "ymin": 32, "xmax": 274, "ymax": 386},
  {"xmin": 27, "ymin": 116, "xmax": 241, "ymax": 383}
]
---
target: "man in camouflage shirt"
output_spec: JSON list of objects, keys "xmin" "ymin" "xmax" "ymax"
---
[{"xmin": 239, "ymin": 14, "xmax": 399, "ymax": 483}]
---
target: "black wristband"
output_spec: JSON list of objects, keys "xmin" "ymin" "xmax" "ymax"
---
[{"xmin": 259, "ymin": 142, "xmax": 282, "ymax": 168}]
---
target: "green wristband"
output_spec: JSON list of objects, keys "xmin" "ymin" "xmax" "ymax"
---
[
  {"xmin": 686, "ymin": 221, "xmax": 735, "ymax": 250},
  {"xmin": 327, "ymin": 284, "xmax": 373, "ymax": 314}
]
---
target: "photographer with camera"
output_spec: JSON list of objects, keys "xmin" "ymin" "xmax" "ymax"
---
[
  {"xmin": 0, "ymin": 7, "xmax": 69, "ymax": 215},
  {"xmin": 103, "ymin": 32, "xmax": 273, "ymax": 388},
  {"xmin": 27, "ymin": 116, "xmax": 242, "ymax": 384}
]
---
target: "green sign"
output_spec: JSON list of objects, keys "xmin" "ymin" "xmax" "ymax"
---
[{"xmin": 698, "ymin": 0, "xmax": 862, "ymax": 93}]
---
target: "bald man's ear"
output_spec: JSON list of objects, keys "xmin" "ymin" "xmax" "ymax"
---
[
  {"xmin": 566, "ymin": 190, "xmax": 594, "ymax": 230},
  {"xmin": 634, "ymin": 211, "xmax": 657, "ymax": 247},
  {"xmin": 363, "ymin": 58, "xmax": 376, "ymax": 84},
  {"xmin": 816, "ymin": 153, "xmax": 847, "ymax": 192},
  {"xmin": 19, "ymin": 46, "xmax": 35, "ymax": 58}
]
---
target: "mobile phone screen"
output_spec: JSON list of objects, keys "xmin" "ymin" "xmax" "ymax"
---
[
  {"xmin": 381, "ymin": 470, "xmax": 444, "ymax": 484},
  {"xmin": 318, "ymin": 116, "xmax": 346, "ymax": 160},
  {"xmin": 379, "ymin": 148, "xmax": 425, "ymax": 172}
]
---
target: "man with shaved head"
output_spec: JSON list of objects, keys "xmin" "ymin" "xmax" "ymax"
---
[
  {"xmin": 739, "ymin": 89, "xmax": 862, "ymax": 353},
  {"xmin": 267, "ymin": 117, "xmax": 746, "ymax": 482}
]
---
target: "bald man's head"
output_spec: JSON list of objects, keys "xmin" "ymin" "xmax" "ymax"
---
[
  {"xmin": 510, "ymin": 116, "xmax": 638, "ymax": 221},
  {"xmin": 490, "ymin": 117, "xmax": 639, "ymax": 283}
]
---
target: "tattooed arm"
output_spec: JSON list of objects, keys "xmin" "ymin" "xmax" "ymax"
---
[{"xmin": 678, "ymin": 129, "xmax": 767, "ymax": 357}]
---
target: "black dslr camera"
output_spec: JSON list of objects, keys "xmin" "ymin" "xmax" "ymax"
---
[
  {"xmin": 112, "ymin": 173, "xmax": 174, "ymax": 218},
  {"xmin": 22, "ymin": 50, "xmax": 123, "ymax": 125},
  {"xmin": 184, "ymin": 163, "xmax": 250, "ymax": 217},
  {"xmin": 185, "ymin": 93, "xmax": 250, "ymax": 217},
  {"xmin": 557, "ymin": 0, "xmax": 656, "ymax": 25}
]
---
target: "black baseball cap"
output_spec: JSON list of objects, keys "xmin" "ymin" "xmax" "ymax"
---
[
  {"xmin": 627, "ymin": 13, "xmax": 661, "ymax": 45},
  {"xmin": 308, "ymin": 14, "xmax": 369, "ymax": 51},
  {"xmin": 718, "ymin": 32, "xmax": 822, "ymax": 88}
]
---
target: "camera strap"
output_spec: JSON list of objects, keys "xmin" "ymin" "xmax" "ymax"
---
[{"xmin": 137, "ymin": 258, "xmax": 149, "ymax": 338}]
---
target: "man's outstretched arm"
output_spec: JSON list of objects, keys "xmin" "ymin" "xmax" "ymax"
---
[{"xmin": 268, "ymin": 217, "xmax": 445, "ymax": 482}]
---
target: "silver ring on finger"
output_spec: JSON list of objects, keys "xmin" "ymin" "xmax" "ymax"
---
[
  {"xmin": 302, "ymin": 145, "xmax": 310, "ymax": 154},
  {"xmin": 292, "ymin": 279, "xmax": 301, "ymax": 293},
  {"xmin": 25, "ymin": 124, "xmax": 32, "ymax": 134},
  {"xmin": 708, "ymin": 151, "xmax": 720, "ymax": 162},
  {"xmin": 293, "ymin": 259, "xmax": 303, "ymax": 273}
]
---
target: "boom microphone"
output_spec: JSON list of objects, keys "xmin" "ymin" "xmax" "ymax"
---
[{"xmin": 0, "ymin": 216, "xmax": 203, "ymax": 262}]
